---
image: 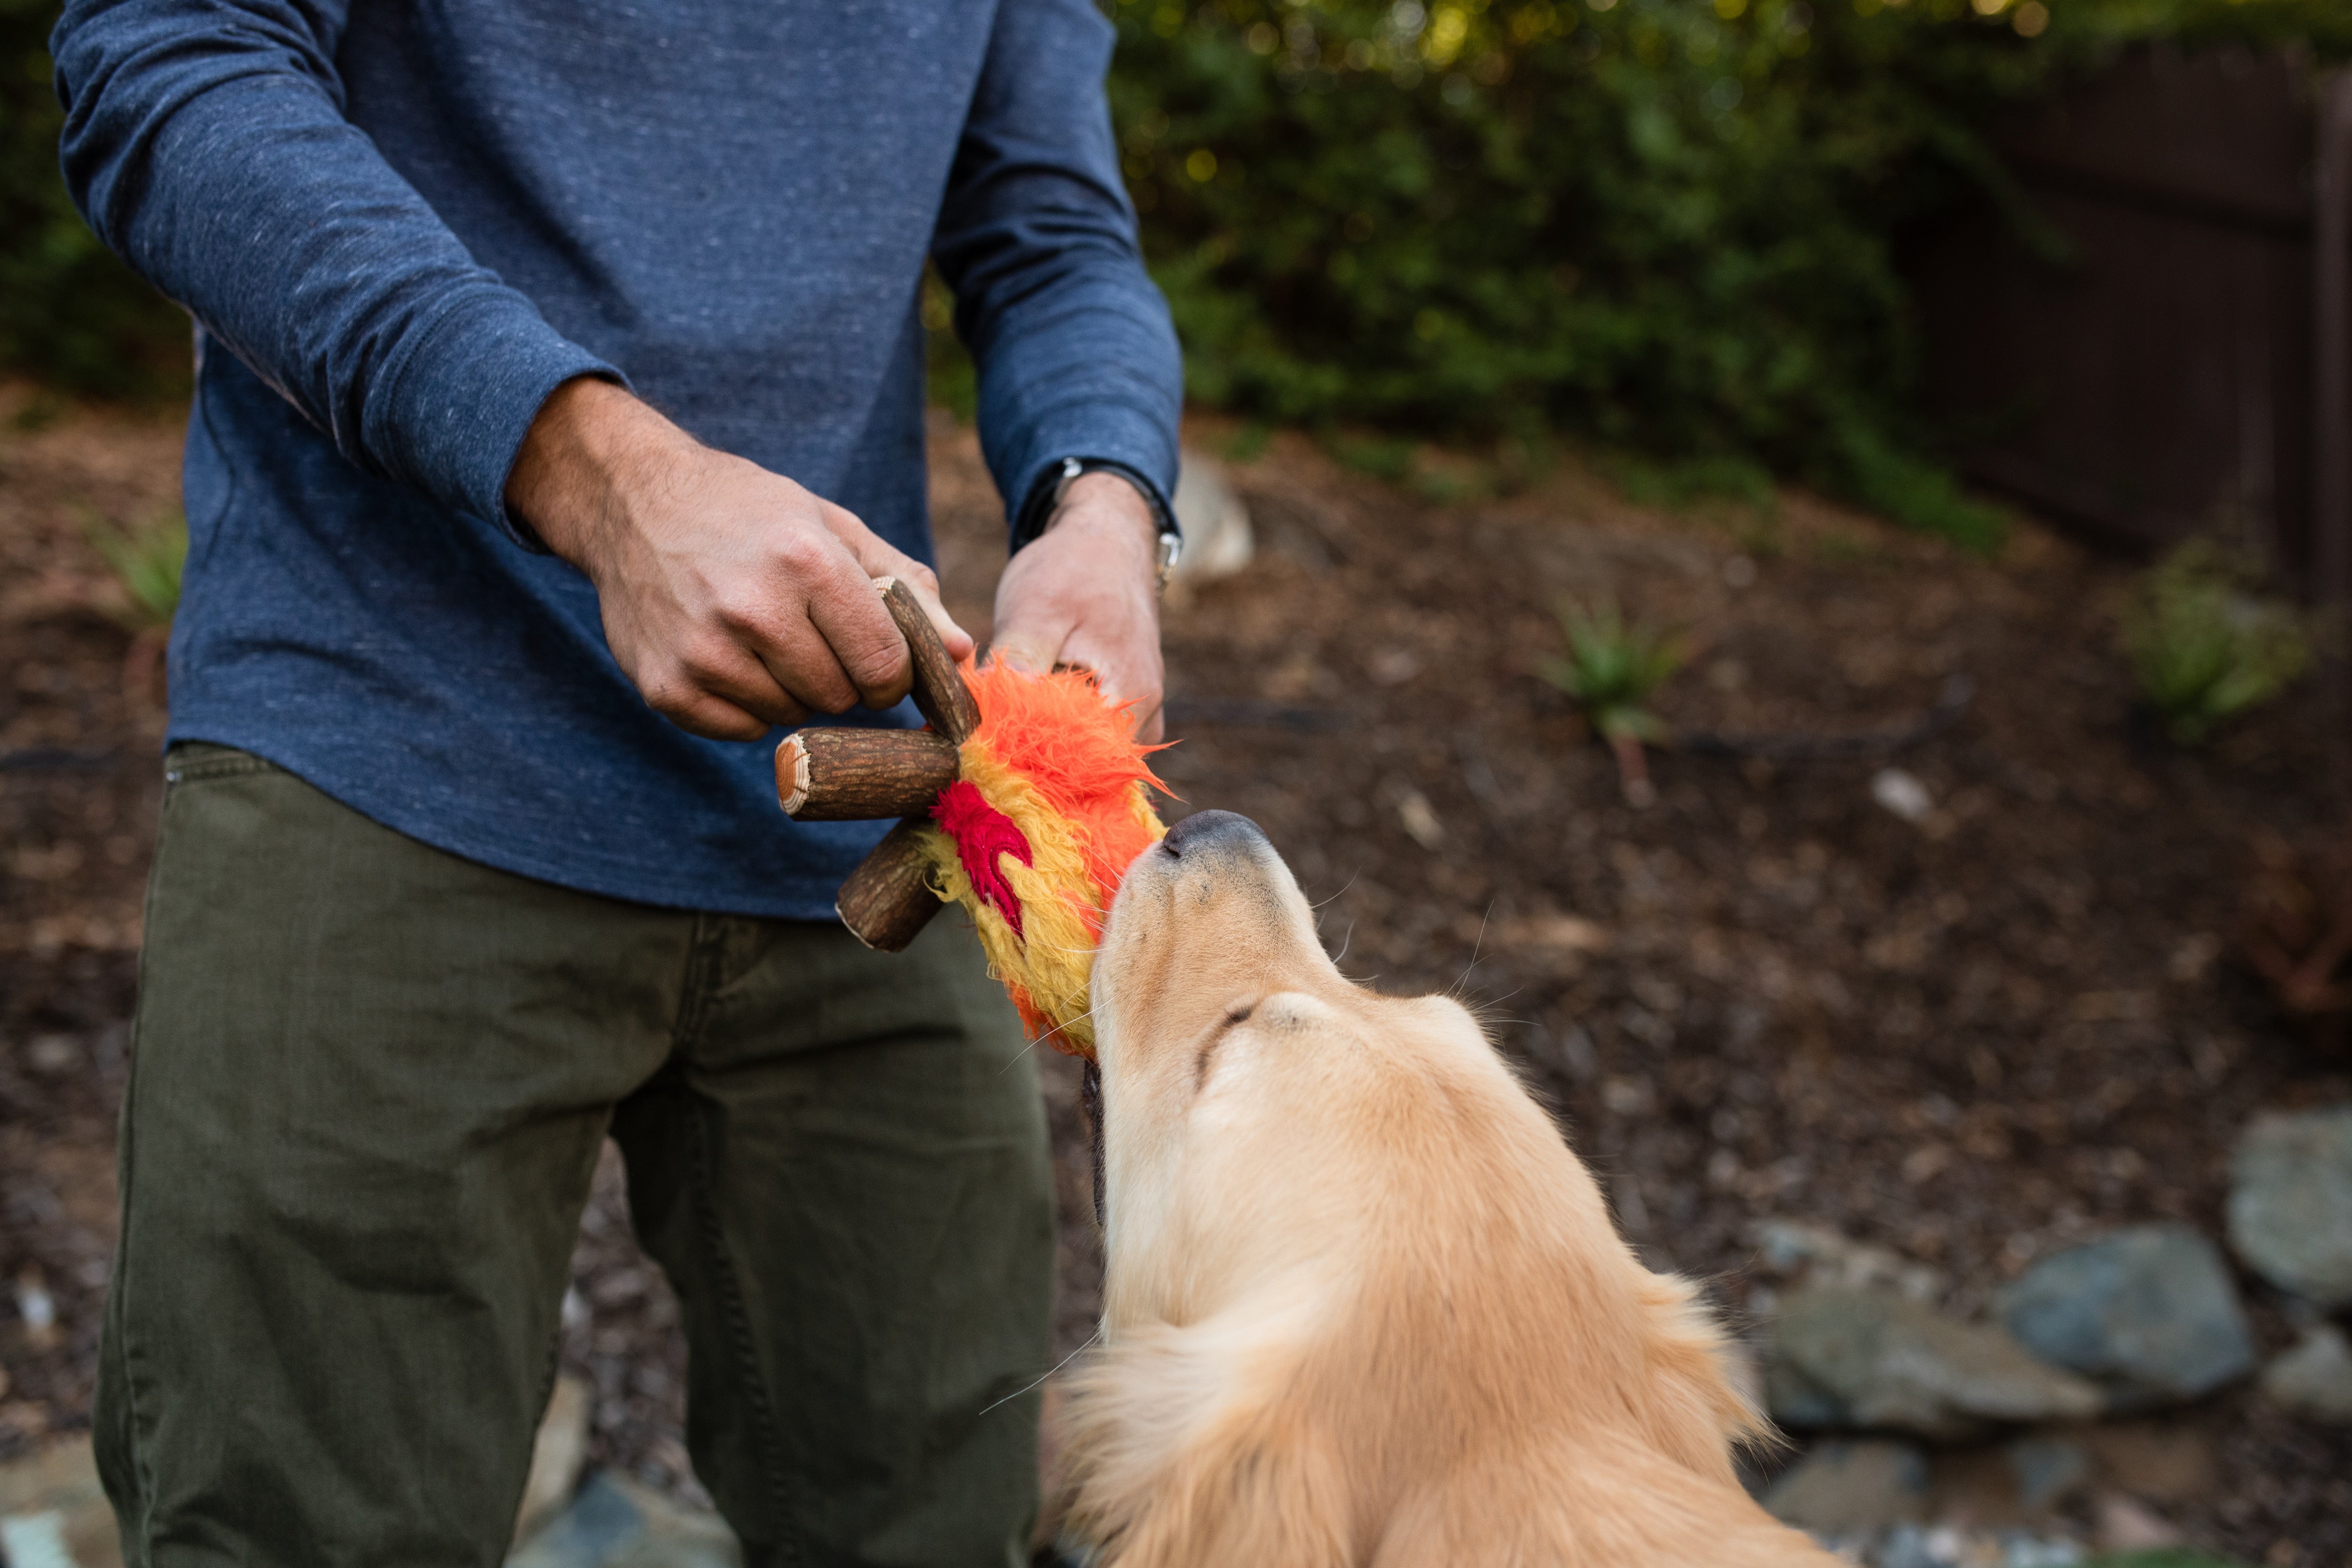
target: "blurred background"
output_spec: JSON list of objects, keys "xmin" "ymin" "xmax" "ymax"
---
[{"xmin": 5, "ymin": 0, "xmax": 2352, "ymax": 1563}]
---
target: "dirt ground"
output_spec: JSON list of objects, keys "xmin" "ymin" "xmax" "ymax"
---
[{"xmin": 4, "ymin": 385, "xmax": 2350, "ymax": 1561}]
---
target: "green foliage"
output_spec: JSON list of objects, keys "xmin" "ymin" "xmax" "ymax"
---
[
  {"xmin": 2119, "ymin": 539, "xmax": 2311, "ymax": 745},
  {"xmin": 1537, "ymin": 597, "xmax": 1685, "ymax": 741},
  {"xmin": 0, "ymin": 0, "xmax": 188, "ymax": 398},
  {"xmin": 6, "ymin": 0, "xmax": 2344, "ymax": 516},
  {"xmin": 921, "ymin": 268, "xmax": 978, "ymax": 422},
  {"xmin": 1610, "ymin": 450, "xmax": 1777, "ymax": 514},
  {"xmin": 1106, "ymin": 0, "xmax": 2337, "ymax": 541},
  {"xmin": 78, "ymin": 505, "xmax": 185, "ymax": 629}
]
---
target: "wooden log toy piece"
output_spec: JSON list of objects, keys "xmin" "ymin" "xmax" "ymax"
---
[
  {"xmin": 832, "ymin": 817, "xmax": 953, "ymax": 954},
  {"xmin": 774, "ymin": 727, "xmax": 959, "ymax": 821},
  {"xmin": 777, "ymin": 576, "xmax": 977, "ymax": 951}
]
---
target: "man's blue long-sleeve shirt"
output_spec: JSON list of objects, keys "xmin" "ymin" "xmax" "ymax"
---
[{"xmin": 51, "ymin": 0, "xmax": 1183, "ymax": 918}]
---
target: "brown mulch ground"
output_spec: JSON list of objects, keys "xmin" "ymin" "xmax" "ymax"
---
[{"xmin": 4, "ymin": 386, "xmax": 2350, "ymax": 1561}]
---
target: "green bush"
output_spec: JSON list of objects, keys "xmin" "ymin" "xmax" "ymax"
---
[
  {"xmin": 7, "ymin": 0, "xmax": 2347, "ymax": 482},
  {"xmin": 1104, "ymin": 0, "xmax": 2347, "ymax": 541},
  {"xmin": 0, "ymin": 0, "xmax": 188, "ymax": 398}
]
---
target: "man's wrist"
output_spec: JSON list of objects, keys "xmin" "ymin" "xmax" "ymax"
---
[
  {"xmin": 1017, "ymin": 457, "xmax": 1177, "ymax": 549},
  {"xmin": 1036, "ymin": 464, "xmax": 1181, "ymax": 595},
  {"xmin": 505, "ymin": 376, "xmax": 687, "ymax": 571},
  {"xmin": 1046, "ymin": 471, "xmax": 1159, "ymax": 543},
  {"xmin": 1044, "ymin": 473, "xmax": 1168, "ymax": 590}
]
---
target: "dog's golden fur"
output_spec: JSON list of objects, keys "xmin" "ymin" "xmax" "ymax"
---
[{"xmin": 1059, "ymin": 811, "xmax": 1838, "ymax": 1567}]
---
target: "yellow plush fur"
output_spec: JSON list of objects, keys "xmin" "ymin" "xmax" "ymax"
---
[{"xmin": 919, "ymin": 736, "xmax": 1110, "ymax": 1053}]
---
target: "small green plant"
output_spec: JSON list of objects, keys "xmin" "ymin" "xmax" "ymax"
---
[
  {"xmin": 77, "ymin": 505, "xmax": 185, "ymax": 705},
  {"xmin": 1609, "ymin": 451, "xmax": 1777, "ymax": 516},
  {"xmin": 1538, "ymin": 598, "xmax": 1686, "ymax": 804},
  {"xmin": 79, "ymin": 506, "xmax": 186, "ymax": 630},
  {"xmin": 1328, "ymin": 433, "xmax": 1417, "ymax": 484},
  {"xmin": 2119, "ymin": 539, "xmax": 2310, "ymax": 745},
  {"xmin": 1220, "ymin": 422, "xmax": 1273, "ymax": 463}
]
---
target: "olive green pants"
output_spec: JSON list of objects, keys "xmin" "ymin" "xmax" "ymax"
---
[{"xmin": 96, "ymin": 746, "xmax": 1053, "ymax": 1568}]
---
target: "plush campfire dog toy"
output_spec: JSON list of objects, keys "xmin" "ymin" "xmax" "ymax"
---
[{"xmin": 773, "ymin": 579, "xmax": 1167, "ymax": 1058}]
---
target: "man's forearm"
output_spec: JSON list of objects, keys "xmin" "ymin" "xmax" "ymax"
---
[
  {"xmin": 930, "ymin": 0, "xmax": 1184, "ymax": 549},
  {"xmin": 54, "ymin": 0, "xmax": 613, "ymax": 535}
]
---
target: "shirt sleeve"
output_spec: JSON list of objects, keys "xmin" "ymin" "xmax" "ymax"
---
[
  {"xmin": 930, "ymin": 0, "xmax": 1185, "ymax": 549},
  {"xmin": 50, "ymin": 0, "xmax": 619, "ymax": 541}
]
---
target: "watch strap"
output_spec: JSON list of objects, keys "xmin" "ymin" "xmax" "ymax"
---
[{"xmin": 1012, "ymin": 456, "xmax": 1184, "ymax": 579}]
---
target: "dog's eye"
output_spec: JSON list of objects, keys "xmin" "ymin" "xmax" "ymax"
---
[{"xmin": 1223, "ymin": 1003, "xmax": 1254, "ymax": 1028}]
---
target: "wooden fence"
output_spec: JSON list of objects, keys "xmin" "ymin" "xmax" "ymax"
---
[{"xmin": 1910, "ymin": 48, "xmax": 2352, "ymax": 607}]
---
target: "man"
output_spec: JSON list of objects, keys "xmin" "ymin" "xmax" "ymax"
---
[{"xmin": 50, "ymin": 0, "xmax": 1182, "ymax": 1563}]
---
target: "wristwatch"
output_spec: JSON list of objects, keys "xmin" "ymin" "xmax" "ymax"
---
[{"xmin": 1015, "ymin": 456, "xmax": 1184, "ymax": 592}]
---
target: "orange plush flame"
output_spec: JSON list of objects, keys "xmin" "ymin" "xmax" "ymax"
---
[
  {"xmin": 919, "ymin": 661, "xmax": 1170, "ymax": 1057},
  {"xmin": 960, "ymin": 661, "xmax": 1168, "ymax": 938}
]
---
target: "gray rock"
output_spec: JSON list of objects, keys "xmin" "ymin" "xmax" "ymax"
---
[
  {"xmin": 1751, "ymin": 1219, "xmax": 1947, "ymax": 1305},
  {"xmin": 1994, "ymin": 1224, "xmax": 2254, "ymax": 1407},
  {"xmin": 1761, "ymin": 1439, "xmax": 1928, "ymax": 1533},
  {"xmin": 2259, "ymin": 1324, "xmax": 2352, "ymax": 1423},
  {"xmin": 2228, "ymin": 1103, "xmax": 2352, "ymax": 1308},
  {"xmin": 512, "ymin": 1374, "xmax": 593, "ymax": 1548},
  {"xmin": 1875, "ymin": 1524, "xmax": 2085, "ymax": 1568},
  {"xmin": 1772, "ymin": 1287, "xmax": 2102, "ymax": 1440},
  {"xmin": 0, "ymin": 1438, "xmax": 121, "ymax": 1568},
  {"xmin": 505, "ymin": 1472, "xmax": 740, "ymax": 1568},
  {"xmin": 2004, "ymin": 1435, "xmax": 2090, "ymax": 1512},
  {"xmin": 1168, "ymin": 453, "xmax": 1253, "ymax": 583},
  {"xmin": 1765, "ymin": 1352, "xmax": 1854, "ymax": 1431}
]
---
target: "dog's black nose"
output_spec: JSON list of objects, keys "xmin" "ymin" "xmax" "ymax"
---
[{"xmin": 1161, "ymin": 809, "xmax": 1263, "ymax": 858}]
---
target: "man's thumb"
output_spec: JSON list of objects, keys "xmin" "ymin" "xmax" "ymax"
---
[{"xmin": 988, "ymin": 631, "xmax": 1060, "ymax": 674}]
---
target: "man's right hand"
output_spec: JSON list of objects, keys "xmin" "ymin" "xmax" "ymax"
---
[{"xmin": 506, "ymin": 377, "xmax": 972, "ymax": 741}]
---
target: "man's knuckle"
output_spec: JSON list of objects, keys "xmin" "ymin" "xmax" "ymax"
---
[
  {"xmin": 675, "ymin": 642, "xmax": 731, "ymax": 685},
  {"xmin": 642, "ymin": 676, "xmax": 694, "ymax": 716},
  {"xmin": 710, "ymin": 596, "xmax": 763, "ymax": 636},
  {"xmin": 773, "ymin": 533, "xmax": 832, "ymax": 577}
]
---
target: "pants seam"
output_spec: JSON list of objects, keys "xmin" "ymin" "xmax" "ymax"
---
[
  {"xmin": 685, "ymin": 1093, "xmax": 805, "ymax": 1567},
  {"xmin": 675, "ymin": 914, "xmax": 804, "ymax": 1567},
  {"xmin": 672, "ymin": 915, "xmax": 721, "ymax": 1058}
]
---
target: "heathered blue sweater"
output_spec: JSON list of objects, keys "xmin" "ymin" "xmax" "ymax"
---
[{"xmin": 51, "ymin": 0, "xmax": 1183, "ymax": 918}]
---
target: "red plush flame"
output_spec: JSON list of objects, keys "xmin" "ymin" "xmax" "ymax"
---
[{"xmin": 931, "ymin": 780, "xmax": 1034, "ymax": 935}]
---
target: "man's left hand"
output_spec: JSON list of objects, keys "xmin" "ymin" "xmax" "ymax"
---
[{"xmin": 990, "ymin": 472, "xmax": 1166, "ymax": 742}]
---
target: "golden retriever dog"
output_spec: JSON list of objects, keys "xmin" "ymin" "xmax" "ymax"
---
[{"xmin": 1055, "ymin": 810, "xmax": 1838, "ymax": 1567}]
